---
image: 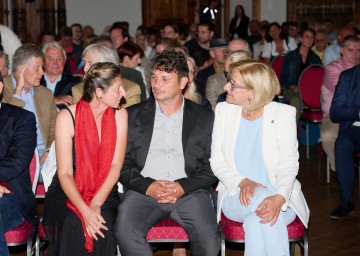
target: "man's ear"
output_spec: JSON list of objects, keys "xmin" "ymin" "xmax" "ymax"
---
[{"xmin": 179, "ymin": 76, "xmax": 189, "ymax": 90}]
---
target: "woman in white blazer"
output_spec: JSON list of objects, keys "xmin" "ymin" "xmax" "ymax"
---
[{"xmin": 210, "ymin": 60, "xmax": 309, "ymax": 256}]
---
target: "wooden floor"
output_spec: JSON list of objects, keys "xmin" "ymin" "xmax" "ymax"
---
[
  {"xmin": 11, "ymin": 145, "xmax": 360, "ymax": 256},
  {"xmin": 153, "ymin": 145, "xmax": 360, "ymax": 256}
]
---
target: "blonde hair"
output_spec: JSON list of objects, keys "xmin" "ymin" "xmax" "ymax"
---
[
  {"xmin": 226, "ymin": 50, "xmax": 252, "ymax": 65},
  {"xmin": 229, "ymin": 60, "xmax": 280, "ymax": 111},
  {"xmin": 185, "ymin": 56, "xmax": 201, "ymax": 104}
]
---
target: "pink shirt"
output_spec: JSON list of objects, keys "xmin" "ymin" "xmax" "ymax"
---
[{"xmin": 320, "ymin": 58, "xmax": 354, "ymax": 114}]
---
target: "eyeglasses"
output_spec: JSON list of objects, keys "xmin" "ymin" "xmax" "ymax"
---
[
  {"xmin": 229, "ymin": 80, "xmax": 248, "ymax": 91},
  {"xmin": 224, "ymin": 71, "xmax": 248, "ymax": 91},
  {"xmin": 46, "ymin": 57, "xmax": 65, "ymax": 63}
]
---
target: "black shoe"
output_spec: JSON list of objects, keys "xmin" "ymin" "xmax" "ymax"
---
[{"xmin": 330, "ymin": 200, "xmax": 355, "ymax": 219}]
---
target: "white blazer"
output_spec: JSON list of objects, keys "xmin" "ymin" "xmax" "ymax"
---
[{"xmin": 210, "ymin": 101, "xmax": 310, "ymax": 228}]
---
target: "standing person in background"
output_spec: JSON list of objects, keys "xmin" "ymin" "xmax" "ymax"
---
[
  {"xmin": 229, "ymin": 5, "xmax": 250, "ymax": 40},
  {"xmin": 43, "ymin": 62, "xmax": 128, "ymax": 255}
]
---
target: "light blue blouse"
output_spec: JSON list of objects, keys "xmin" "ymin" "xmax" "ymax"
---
[{"xmin": 234, "ymin": 116, "xmax": 274, "ymax": 191}]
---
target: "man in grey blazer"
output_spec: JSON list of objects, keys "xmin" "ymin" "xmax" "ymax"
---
[{"xmin": 115, "ymin": 50, "xmax": 220, "ymax": 255}]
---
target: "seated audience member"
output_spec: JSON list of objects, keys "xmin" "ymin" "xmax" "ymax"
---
[
  {"xmin": 2, "ymin": 43, "xmax": 57, "ymax": 166},
  {"xmin": 322, "ymin": 25, "xmax": 355, "ymax": 66},
  {"xmin": 206, "ymin": 50, "xmax": 251, "ymax": 110},
  {"xmin": 59, "ymin": 26, "xmax": 84, "ymax": 75},
  {"xmin": 280, "ymin": 27, "xmax": 322, "ymax": 120},
  {"xmin": 320, "ymin": 35, "xmax": 360, "ymax": 173},
  {"xmin": 312, "ymin": 29, "xmax": 328, "ymax": 60},
  {"xmin": 211, "ymin": 60, "xmax": 309, "ymax": 255},
  {"xmin": 42, "ymin": 62, "xmax": 127, "ymax": 256},
  {"xmin": 115, "ymin": 50, "xmax": 220, "ymax": 255},
  {"xmin": 185, "ymin": 55, "xmax": 211, "ymax": 109},
  {"xmin": 227, "ymin": 38, "xmax": 251, "ymax": 55},
  {"xmin": 71, "ymin": 23, "xmax": 83, "ymax": 46},
  {"xmin": 329, "ymin": 63, "xmax": 360, "ymax": 219},
  {"xmin": 0, "ymin": 24, "xmax": 22, "ymax": 72},
  {"xmin": 110, "ymin": 23, "xmax": 129, "ymax": 51},
  {"xmin": 0, "ymin": 73, "xmax": 37, "ymax": 256},
  {"xmin": 286, "ymin": 21, "xmax": 301, "ymax": 44},
  {"xmin": 39, "ymin": 30, "xmax": 57, "ymax": 48},
  {"xmin": 0, "ymin": 52, "xmax": 9, "ymax": 76},
  {"xmin": 40, "ymin": 41, "xmax": 81, "ymax": 109},
  {"xmin": 247, "ymin": 20, "xmax": 262, "ymax": 49},
  {"xmin": 261, "ymin": 22, "xmax": 298, "ymax": 64},
  {"xmin": 82, "ymin": 25, "xmax": 95, "ymax": 41},
  {"xmin": 135, "ymin": 28, "xmax": 152, "ymax": 59},
  {"xmin": 71, "ymin": 43, "xmax": 141, "ymax": 107},
  {"xmin": 196, "ymin": 38, "xmax": 227, "ymax": 98},
  {"xmin": 162, "ymin": 23, "xmax": 180, "ymax": 42},
  {"xmin": 118, "ymin": 41, "xmax": 148, "ymax": 98},
  {"xmin": 252, "ymin": 24, "xmax": 268, "ymax": 60},
  {"xmin": 185, "ymin": 20, "xmax": 215, "ymax": 54}
]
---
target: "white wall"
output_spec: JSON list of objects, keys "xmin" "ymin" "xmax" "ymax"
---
[
  {"xmin": 66, "ymin": 0, "xmax": 142, "ymax": 37},
  {"xmin": 229, "ymin": 0, "xmax": 286, "ymax": 23},
  {"xmin": 260, "ymin": 0, "xmax": 286, "ymax": 24}
]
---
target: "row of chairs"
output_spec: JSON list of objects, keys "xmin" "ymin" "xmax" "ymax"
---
[{"xmin": 5, "ymin": 147, "xmax": 308, "ymax": 255}]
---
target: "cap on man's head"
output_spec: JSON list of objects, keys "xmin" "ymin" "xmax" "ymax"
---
[{"xmin": 209, "ymin": 38, "xmax": 228, "ymax": 49}]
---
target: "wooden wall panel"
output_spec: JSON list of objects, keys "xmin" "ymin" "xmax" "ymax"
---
[{"xmin": 287, "ymin": 0, "xmax": 357, "ymax": 27}]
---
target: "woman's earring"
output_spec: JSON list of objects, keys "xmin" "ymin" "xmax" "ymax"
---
[{"xmin": 247, "ymin": 98, "xmax": 252, "ymax": 116}]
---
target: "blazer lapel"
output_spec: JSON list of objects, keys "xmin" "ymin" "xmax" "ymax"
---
[
  {"xmin": 262, "ymin": 103, "xmax": 276, "ymax": 172},
  {"xmin": 182, "ymin": 100, "xmax": 195, "ymax": 154},
  {"xmin": 138, "ymin": 100, "xmax": 156, "ymax": 167}
]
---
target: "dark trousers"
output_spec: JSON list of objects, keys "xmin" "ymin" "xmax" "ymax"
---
[
  {"xmin": 335, "ymin": 125, "xmax": 360, "ymax": 202},
  {"xmin": 0, "ymin": 194, "xmax": 24, "ymax": 256},
  {"xmin": 115, "ymin": 189, "xmax": 220, "ymax": 256}
]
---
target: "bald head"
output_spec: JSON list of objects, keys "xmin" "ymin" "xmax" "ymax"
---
[
  {"xmin": 337, "ymin": 26, "xmax": 355, "ymax": 45},
  {"xmin": 227, "ymin": 39, "xmax": 251, "ymax": 56}
]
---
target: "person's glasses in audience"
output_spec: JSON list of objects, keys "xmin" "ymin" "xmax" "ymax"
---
[
  {"xmin": 46, "ymin": 57, "xmax": 65, "ymax": 63},
  {"xmin": 225, "ymin": 71, "xmax": 248, "ymax": 91}
]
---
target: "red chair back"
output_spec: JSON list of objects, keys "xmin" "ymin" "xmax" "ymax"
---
[
  {"xmin": 270, "ymin": 55, "xmax": 285, "ymax": 81},
  {"xmin": 298, "ymin": 64, "xmax": 325, "ymax": 110}
]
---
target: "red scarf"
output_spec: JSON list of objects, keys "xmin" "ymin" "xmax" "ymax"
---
[{"xmin": 66, "ymin": 99, "xmax": 116, "ymax": 252}]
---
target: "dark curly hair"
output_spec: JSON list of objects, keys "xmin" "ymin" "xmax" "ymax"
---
[{"xmin": 151, "ymin": 50, "xmax": 189, "ymax": 81}]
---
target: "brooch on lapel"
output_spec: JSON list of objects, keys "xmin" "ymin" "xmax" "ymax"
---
[{"xmin": 271, "ymin": 120, "xmax": 274, "ymax": 123}]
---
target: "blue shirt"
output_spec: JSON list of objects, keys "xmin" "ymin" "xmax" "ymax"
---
[
  {"xmin": 11, "ymin": 75, "xmax": 45, "ymax": 150},
  {"xmin": 234, "ymin": 116, "xmax": 274, "ymax": 190},
  {"xmin": 44, "ymin": 74, "xmax": 61, "ymax": 94}
]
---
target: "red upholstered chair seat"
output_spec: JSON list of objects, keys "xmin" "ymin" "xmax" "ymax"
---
[
  {"xmin": 5, "ymin": 221, "xmax": 35, "ymax": 245},
  {"xmin": 146, "ymin": 218, "xmax": 189, "ymax": 242},
  {"xmin": 37, "ymin": 223, "xmax": 46, "ymax": 239},
  {"xmin": 220, "ymin": 212, "xmax": 305, "ymax": 241},
  {"xmin": 35, "ymin": 182, "xmax": 46, "ymax": 198}
]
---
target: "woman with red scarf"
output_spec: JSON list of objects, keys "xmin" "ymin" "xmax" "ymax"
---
[{"xmin": 43, "ymin": 62, "xmax": 128, "ymax": 255}]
